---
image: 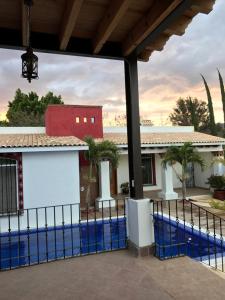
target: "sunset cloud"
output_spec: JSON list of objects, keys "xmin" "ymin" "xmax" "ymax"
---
[{"xmin": 0, "ymin": 0, "xmax": 224, "ymax": 125}]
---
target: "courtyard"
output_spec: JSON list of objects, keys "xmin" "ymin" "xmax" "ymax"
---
[{"xmin": 0, "ymin": 250, "xmax": 224, "ymax": 300}]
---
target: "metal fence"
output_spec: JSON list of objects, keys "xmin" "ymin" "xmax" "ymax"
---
[
  {"xmin": 0, "ymin": 199, "xmax": 127, "ymax": 271},
  {"xmin": 153, "ymin": 199, "xmax": 225, "ymax": 272}
]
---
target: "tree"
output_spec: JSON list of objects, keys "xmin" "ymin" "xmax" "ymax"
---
[
  {"xmin": 161, "ymin": 142, "xmax": 205, "ymax": 200},
  {"xmin": 114, "ymin": 113, "xmax": 153, "ymax": 127},
  {"xmin": 84, "ymin": 136, "xmax": 119, "ymax": 205},
  {"xmin": 169, "ymin": 97, "xmax": 210, "ymax": 132},
  {"xmin": 0, "ymin": 120, "xmax": 9, "ymax": 127},
  {"xmin": 6, "ymin": 89, "xmax": 63, "ymax": 126},
  {"xmin": 114, "ymin": 114, "xmax": 127, "ymax": 126},
  {"xmin": 201, "ymin": 75, "xmax": 217, "ymax": 135}
]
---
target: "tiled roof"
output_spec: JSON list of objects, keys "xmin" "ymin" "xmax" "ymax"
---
[
  {"xmin": 0, "ymin": 134, "xmax": 86, "ymax": 148},
  {"xmin": 98, "ymin": 132, "xmax": 225, "ymax": 146},
  {"xmin": 1, "ymin": 131, "xmax": 224, "ymax": 149}
]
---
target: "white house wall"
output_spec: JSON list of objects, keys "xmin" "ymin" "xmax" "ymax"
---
[
  {"xmin": 172, "ymin": 163, "xmax": 182, "ymax": 188},
  {"xmin": 117, "ymin": 153, "xmax": 209, "ymax": 194},
  {"xmin": 0, "ymin": 151, "xmax": 80, "ymax": 232},
  {"xmin": 117, "ymin": 154, "xmax": 129, "ymax": 193},
  {"xmin": 194, "ymin": 152, "xmax": 213, "ymax": 188},
  {"xmin": 117, "ymin": 154, "xmax": 182, "ymax": 193}
]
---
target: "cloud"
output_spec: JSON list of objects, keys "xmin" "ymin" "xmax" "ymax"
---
[{"xmin": 0, "ymin": 0, "xmax": 225, "ymax": 124}]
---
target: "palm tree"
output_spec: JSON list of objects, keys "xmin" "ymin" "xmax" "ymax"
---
[
  {"xmin": 84, "ymin": 136, "xmax": 119, "ymax": 205},
  {"xmin": 162, "ymin": 142, "xmax": 205, "ymax": 200}
]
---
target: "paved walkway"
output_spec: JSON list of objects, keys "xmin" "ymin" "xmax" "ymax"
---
[{"xmin": 0, "ymin": 250, "xmax": 225, "ymax": 300}]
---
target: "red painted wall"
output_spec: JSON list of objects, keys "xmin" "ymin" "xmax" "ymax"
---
[{"xmin": 45, "ymin": 105, "xmax": 103, "ymax": 139}]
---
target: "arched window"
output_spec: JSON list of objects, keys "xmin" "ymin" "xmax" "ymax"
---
[{"xmin": 0, "ymin": 157, "xmax": 18, "ymax": 214}]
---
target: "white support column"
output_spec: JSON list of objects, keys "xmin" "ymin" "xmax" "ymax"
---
[
  {"xmin": 158, "ymin": 163, "xmax": 178, "ymax": 200},
  {"xmin": 96, "ymin": 160, "xmax": 115, "ymax": 208},
  {"xmin": 126, "ymin": 198, "xmax": 154, "ymax": 256}
]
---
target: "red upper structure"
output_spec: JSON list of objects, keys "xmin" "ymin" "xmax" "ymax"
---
[{"xmin": 45, "ymin": 105, "xmax": 103, "ymax": 140}]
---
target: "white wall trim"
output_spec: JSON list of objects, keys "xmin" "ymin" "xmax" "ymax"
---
[
  {"xmin": 104, "ymin": 126, "xmax": 194, "ymax": 133},
  {"xmin": 119, "ymin": 145, "xmax": 224, "ymax": 154},
  {"xmin": 0, "ymin": 127, "xmax": 45, "ymax": 134},
  {"xmin": 0, "ymin": 146, "xmax": 88, "ymax": 153}
]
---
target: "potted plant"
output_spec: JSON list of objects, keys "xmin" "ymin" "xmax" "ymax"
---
[
  {"xmin": 120, "ymin": 182, "xmax": 129, "ymax": 195},
  {"xmin": 206, "ymin": 175, "xmax": 225, "ymax": 200}
]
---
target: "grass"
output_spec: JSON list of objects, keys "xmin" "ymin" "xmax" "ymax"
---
[{"xmin": 209, "ymin": 199, "xmax": 225, "ymax": 211}]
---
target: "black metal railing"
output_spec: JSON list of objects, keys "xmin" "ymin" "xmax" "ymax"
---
[
  {"xmin": 0, "ymin": 199, "xmax": 127, "ymax": 271},
  {"xmin": 153, "ymin": 199, "xmax": 225, "ymax": 272}
]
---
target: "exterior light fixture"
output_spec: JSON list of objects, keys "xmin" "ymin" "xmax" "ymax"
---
[{"xmin": 21, "ymin": 0, "xmax": 38, "ymax": 83}]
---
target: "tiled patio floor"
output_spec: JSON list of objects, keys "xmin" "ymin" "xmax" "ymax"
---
[
  {"xmin": 145, "ymin": 187, "xmax": 211, "ymax": 200},
  {"xmin": 115, "ymin": 187, "xmax": 211, "ymax": 201},
  {"xmin": 0, "ymin": 250, "xmax": 225, "ymax": 300}
]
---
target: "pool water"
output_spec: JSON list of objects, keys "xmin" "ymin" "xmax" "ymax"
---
[
  {"xmin": 154, "ymin": 214, "xmax": 225, "ymax": 263},
  {"xmin": 0, "ymin": 218, "xmax": 126, "ymax": 270}
]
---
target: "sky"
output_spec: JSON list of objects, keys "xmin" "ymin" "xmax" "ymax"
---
[{"xmin": 0, "ymin": 0, "xmax": 225, "ymax": 125}]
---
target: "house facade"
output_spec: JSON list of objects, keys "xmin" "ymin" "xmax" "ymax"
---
[{"xmin": 0, "ymin": 104, "xmax": 224, "ymax": 224}]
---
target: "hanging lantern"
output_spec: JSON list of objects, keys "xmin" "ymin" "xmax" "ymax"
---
[
  {"xmin": 21, "ymin": 47, "xmax": 38, "ymax": 83},
  {"xmin": 21, "ymin": 0, "xmax": 38, "ymax": 83}
]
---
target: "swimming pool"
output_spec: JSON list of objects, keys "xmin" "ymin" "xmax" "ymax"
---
[
  {"xmin": 2, "ymin": 212, "xmax": 223, "ymax": 271},
  {"xmin": 0, "ymin": 217, "xmax": 127, "ymax": 270},
  {"xmin": 154, "ymin": 213, "xmax": 225, "ymax": 265}
]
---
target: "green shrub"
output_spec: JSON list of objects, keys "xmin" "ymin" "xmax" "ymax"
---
[
  {"xmin": 206, "ymin": 175, "xmax": 225, "ymax": 190},
  {"xmin": 209, "ymin": 199, "xmax": 225, "ymax": 210}
]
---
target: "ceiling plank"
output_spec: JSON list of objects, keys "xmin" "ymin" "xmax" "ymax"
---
[
  {"xmin": 21, "ymin": 0, "xmax": 28, "ymax": 47},
  {"xmin": 59, "ymin": 0, "xmax": 84, "ymax": 51},
  {"xmin": 93, "ymin": 0, "xmax": 130, "ymax": 54},
  {"xmin": 122, "ymin": 0, "xmax": 181, "ymax": 56}
]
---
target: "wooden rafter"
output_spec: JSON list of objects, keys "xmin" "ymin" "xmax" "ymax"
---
[
  {"xmin": 59, "ymin": 0, "xmax": 84, "ymax": 51},
  {"xmin": 122, "ymin": 0, "xmax": 181, "ymax": 57},
  {"xmin": 21, "ymin": 0, "xmax": 28, "ymax": 47},
  {"xmin": 191, "ymin": 0, "xmax": 216, "ymax": 14},
  {"xmin": 165, "ymin": 15, "xmax": 192, "ymax": 36},
  {"xmin": 145, "ymin": 33, "xmax": 170, "ymax": 51},
  {"xmin": 138, "ymin": 49, "xmax": 153, "ymax": 62},
  {"xmin": 93, "ymin": 0, "xmax": 130, "ymax": 54}
]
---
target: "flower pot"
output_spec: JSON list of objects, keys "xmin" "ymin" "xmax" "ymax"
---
[
  {"xmin": 213, "ymin": 190, "xmax": 225, "ymax": 201},
  {"xmin": 121, "ymin": 188, "xmax": 129, "ymax": 195}
]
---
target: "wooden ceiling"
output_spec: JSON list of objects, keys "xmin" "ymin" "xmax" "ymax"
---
[{"xmin": 0, "ymin": 0, "xmax": 216, "ymax": 61}]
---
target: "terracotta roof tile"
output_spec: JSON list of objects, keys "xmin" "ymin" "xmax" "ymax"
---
[
  {"xmin": 0, "ymin": 134, "xmax": 86, "ymax": 148},
  {"xmin": 98, "ymin": 132, "xmax": 225, "ymax": 145}
]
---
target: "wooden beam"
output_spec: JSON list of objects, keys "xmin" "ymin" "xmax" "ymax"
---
[
  {"xmin": 124, "ymin": 56, "xmax": 143, "ymax": 199},
  {"xmin": 138, "ymin": 49, "xmax": 153, "ymax": 62},
  {"xmin": 164, "ymin": 15, "xmax": 192, "ymax": 36},
  {"xmin": 145, "ymin": 33, "xmax": 170, "ymax": 51},
  {"xmin": 122, "ymin": 0, "xmax": 181, "ymax": 56},
  {"xmin": 21, "ymin": 0, "xmax": 28, "ymax": 47},
  {"xmin": 93, "ymin": 0, "xmax": 130, "ymax": 54},
  {"xmin": 59, "ymin": 0, "xmax": 84, "ymax": 51},
  {"xmin": 191, "ymin": 0, "xmax": 215, "ymax": 14}
]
